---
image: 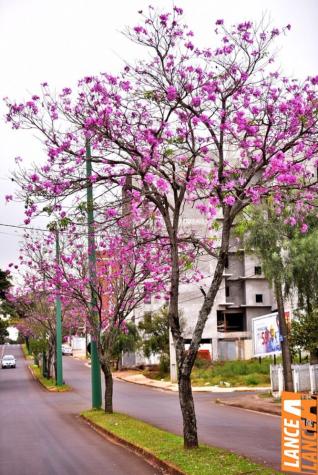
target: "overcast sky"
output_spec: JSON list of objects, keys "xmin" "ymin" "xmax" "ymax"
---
[{"xmin": 0, "ymin": 0, "xmax": 317, "ymax": 271}]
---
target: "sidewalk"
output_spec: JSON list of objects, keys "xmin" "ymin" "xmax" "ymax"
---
[
  {"xmin": 216, "ymin": 394, "xmax": 281, "ymax": 416},
  {"xmin": 114, "ymin": 370, "xmax": 270, "ymax": 393}
]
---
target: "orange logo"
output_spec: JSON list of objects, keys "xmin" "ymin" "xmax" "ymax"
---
[{"xmin": 281, "ymin": 391, "xmax": 317, "ymax": 473}]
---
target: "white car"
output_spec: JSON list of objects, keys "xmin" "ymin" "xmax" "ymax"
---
[
  {"xmin": 62, "ymin": 345, "xmax": 73, "ymax": 356},
  {"xmin": 1, "ymin": 354, "xmax": 16, "ymax": 369}
]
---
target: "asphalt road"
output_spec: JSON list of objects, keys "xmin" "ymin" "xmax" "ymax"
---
[
  {"xmin": 0, "ymin": 345, "xmax": 159, "ymax": 475},
  {"xmin": 62, "ymin": 353, "xmax": 281, "ymax": 470}
]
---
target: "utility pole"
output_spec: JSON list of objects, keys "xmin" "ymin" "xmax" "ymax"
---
[
  {"xmin": 55, "ymin": 228, "xmax": 63, "ymax": 386},
  {"xmin": 86, "ymin": 140, "xmax": 102, "ymax": 409}
]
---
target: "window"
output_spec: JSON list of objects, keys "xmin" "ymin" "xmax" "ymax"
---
[
  {"xmin": 224, "ymin": 255, "xmax": 229, "ymax": 269},
  {"xmin": 254, "ymin": 266, "xmax": 262, "ymax": 275},
  {"xmin": 217, "ymin": 311, "xmax": 245, "ymax": 332},
  {"xmin": 256, "ymin": 294, "xmax": 263, "ymax": 303},
  {"xmin": 225, "ymin": 286, "xmax": 230, "ymax": 297}
]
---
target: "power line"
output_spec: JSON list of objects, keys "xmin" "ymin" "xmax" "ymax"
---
[{"xmin": 0, "ymin": 223, "xmax": 50, "ymax": 233}]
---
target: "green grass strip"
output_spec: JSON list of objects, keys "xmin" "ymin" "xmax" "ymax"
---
[
  {"xmin": 21, "ymin": 343, "xmax": 33, "ymax": 360},
  {"xmin": 31, "ymin": 364, "xmax": 71, "ymax": 392},
  {"xmin": 82, "ymin": 410, "xmax": 281, "ymax": 475}
]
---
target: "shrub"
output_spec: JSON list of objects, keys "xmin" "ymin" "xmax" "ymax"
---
[
  {"xmin": 159, "ymin": 354, "xmax": 170, "ymax": 377},
  {"xmin": 194, "ymin": 358, "xmax": 211, "ymax": 369},
  {"xmin": 245, "ymin": 375, "xmax": 261, "ymax": 386}
]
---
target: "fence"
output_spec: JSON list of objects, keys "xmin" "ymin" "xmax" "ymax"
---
[{"xmin": 270, "ymin": 364, "xmax": 318, "ymax": 396}]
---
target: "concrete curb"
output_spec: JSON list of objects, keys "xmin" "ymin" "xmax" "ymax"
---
[
  {"xmin": 215, "ymin": 398, "xmax": 281, "ymax": 416},
  {"xmin": 114, "ymin": 373, "xmax": 177, "ymax": 392},
  {"xmin": 27, "ymin": 365, "xmax": 71, "ymax": 392},
  {"xmin": 81, "ymin": 415, "xmax": 185, "ymax": 475}
]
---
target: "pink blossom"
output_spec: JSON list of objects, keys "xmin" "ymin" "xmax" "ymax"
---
[
  {"xmin": 30, "ymin": 173, "xmax": 39, "ymax": 183},
  {"xmin": 191, "ymin": 96, "xmax": 201, "ymax": 107},
  {"xmin": 134, "ymin": 26, "xmax": 146, "ymax": 34},
  {"xmin": 271, "ymin": 28, "xmax": 280, "ymax": 37},
  {"xmin": 185, "ymin": 41, "xmax": 194, "ymax": 50},
  {"xmin": 174, "ymin": 6, "xmax": 183, "ymax": 15},
  {"xmin": 166, "ymin": 86, "xmax": 177, "ymax": 101},
  {"xmin": 144, "ymin": 173, "xmax": 156, "ymax": 185},
  {"xmin": 223, "ymin": 196, "xmax": 236, "ymax": 206},
  {"xmin": 105, "ymin": 208, "xmax": 118, "ymax": 218},
  {"xmin": 311, "ymin": 76, "xmax": 318, "ymax": 85},
  {"xmin": 156, "ymin": 178, "xmax": 169, "ymax": 193}
]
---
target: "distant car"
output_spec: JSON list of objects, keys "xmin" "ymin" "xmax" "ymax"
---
[
  {"xmin": 1, "ymin": 354, "xmax": 16, "ymax": 369},
  {"xmin": 62, "ymin": 345, "xmax": 73, "ymax": 356}
]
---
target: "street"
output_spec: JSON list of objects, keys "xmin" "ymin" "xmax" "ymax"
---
[
  {"xmin": 0, "ymin": 345, "xmax": 159, "ymax": 475},
  {"xmin": 0, "ymin": 345, "xmax": 281, "ymax": 473},
  {"xmin": 63, "ymin": 350, "xmax": 281, "ymax": 470}
]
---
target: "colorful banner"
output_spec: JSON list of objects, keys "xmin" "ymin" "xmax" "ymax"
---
[
  {"xmin": 252, "ymin": 313, "xmax": 281, "ymax": 357},
  {"xmin": 281, "ymin": 392, "xmax": 318, "ymax": 474}
]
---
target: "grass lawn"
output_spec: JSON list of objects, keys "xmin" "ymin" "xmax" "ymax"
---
[
  {"xmin": 145, "ymin": 358, "xmax": 273, "ymax": 387},
  {"xmin": 191, "ymin": 358, "xmax": 272, "ymax": 387},
  {"xmin": 30, "ymin": 364, "xmax": 71, "ymax": 392},
  {"xmin": 82, "ymin": 410, "xmax": 281, "ymax": 475}
]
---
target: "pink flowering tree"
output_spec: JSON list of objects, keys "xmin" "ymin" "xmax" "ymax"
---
[
  {"xmin": 10, "ymin": 272, "xmax": 59, "ymax": 378},
  {"xmin": 6, "ymin": 7, "xmax": 318, "ymax": 447},
  {"xmin": 9, "ymin": 231, "xmax": 87, "ymax": 378},
  {"xmin": 16, "ymin": 216, "xmax": 176, "ymax": 412},
  {"xmin": 56, "ymin": 226, "xmax": 173, "ymax": 413}
]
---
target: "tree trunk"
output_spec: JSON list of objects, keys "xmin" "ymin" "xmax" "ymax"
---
[
  {"xmin": 104, "ymin": 369, "xmax": 113, "ymax": 413},
  {"xmin": 178, "ymin": 371, "xmax": 198, "ymax": 448},
  {"xmin": 48, "ymin": 339, "xmax": 55, "ymax": 380},
  {"xmin": 274, "ymin": 280, "xmax": 294, "ymax": 391},
  {"xmin": 25, "ymin": 336, "xmax": 30, "ymax": 353},
  {"xmin": 100, "ymin": 359, "xmax": 113, "ymax": 413},
  {"xmin": 310, "ymin": 349, "xmax": 318, "ymax": 365},
  {"xmin": 42, "ymin": 351, "xmax": 47, "ymax": 378},
  {"xmin": 47, "ymin": 350, "xmax": 52, "ymax": 379},
  {"xmin": 168, "ymin": 224, "xmax": 198, "ymax": 448},
  {"xmin": 168, "ymin": 211, "xmax": 232, "ymax": 449}
]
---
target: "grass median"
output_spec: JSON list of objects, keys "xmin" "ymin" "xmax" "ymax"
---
[
  {"xmin": 82, "ymin": 410, "xmax": 281, "ymax": 475},
  {"xmin": 30, "ymin": 364, "xmax": 71, "ymax": 392},
  {"xmin": 21, "ymin": 343, "xmax": 33, "ymax": 360}
]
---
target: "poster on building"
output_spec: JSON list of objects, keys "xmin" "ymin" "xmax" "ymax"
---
[{"xmin": 252, "ymin": 313, "xmax": 281, "ymax": 357}]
